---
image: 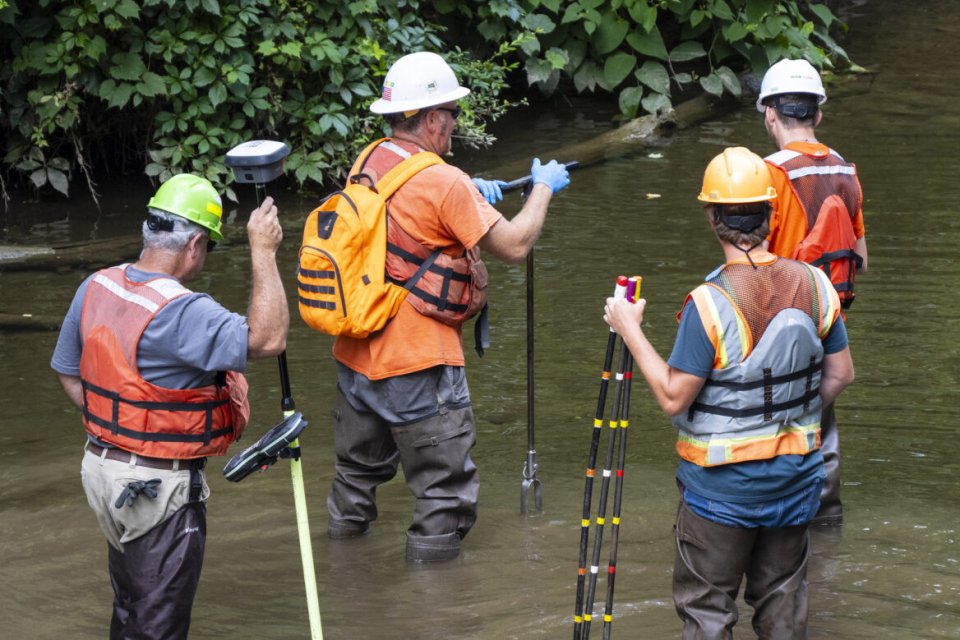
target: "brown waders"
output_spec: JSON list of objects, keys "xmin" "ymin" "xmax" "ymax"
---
[
  {"xmin": 327, "ymin": 365, "xmax": 479, "ymax": 562},
  {"xmin": 673, "ymin": 500, "xmax": 811, "ymax": 640},
  {"xmin": 812, "ymin": 402, "xmax": 842, "ymax": 526}
]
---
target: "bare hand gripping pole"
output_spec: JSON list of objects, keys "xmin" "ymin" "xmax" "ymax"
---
[
  {"xmin": 500, "ymin": 161, "xmax": 579, "ymax": 515},
  {"xmin": 223, "ymin": 140, "xmax": 323, "ymax": 640}
]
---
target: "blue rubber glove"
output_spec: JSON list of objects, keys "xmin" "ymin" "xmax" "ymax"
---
[
  {"xmin": 471, "ymin": 178, "xmax": 507, "ymax": 205},
  {"xmin": 530, "ymin": 158, "xmax": 570, "ymax": 194}
]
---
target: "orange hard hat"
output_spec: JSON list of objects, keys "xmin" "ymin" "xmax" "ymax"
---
[{"xmin": 697, "ymin": 147, "xmax": 777, "ymax": 204}]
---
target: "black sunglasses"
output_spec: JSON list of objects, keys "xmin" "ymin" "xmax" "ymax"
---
[
  {"xmin": 434, "ymin": 106, "xmax": 461, "ymax": 120},
  {"xmin": 206, "ymin": 238, "xmax": 217, "ymax": 252}
]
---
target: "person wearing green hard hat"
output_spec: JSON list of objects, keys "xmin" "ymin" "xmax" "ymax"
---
[{"xmin": 51, "ymin": 173, "xmax": 289, "ymax": 639}]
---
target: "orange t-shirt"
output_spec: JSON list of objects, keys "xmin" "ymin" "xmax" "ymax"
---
[
  {"xmin": 766, "ymin": 141, "xmax": 865, "ymax": 258},
  {"xmin": 332, "ymin": 140, "xmax": 502, "ymax": 380}
]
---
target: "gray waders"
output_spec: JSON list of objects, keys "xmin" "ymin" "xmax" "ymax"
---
[{"xmin": 327, "ymin": 387, "xmax": 479, "ymax": 562}]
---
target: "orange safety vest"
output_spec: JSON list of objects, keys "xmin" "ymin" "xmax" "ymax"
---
[
  {"xmin": 79, "ymin": 265, "xmax": 249, "ymax": 459},
  {"xmin": 672, "ymin": 259, "xmax": 840, "ymax": 467},
  {"xmin": 357, "ymin": 140, "xmax": 488, "ymax": 326},
  {"xmin": 766, "ymin": 146, "xmax": 863, "ymax": 308}
]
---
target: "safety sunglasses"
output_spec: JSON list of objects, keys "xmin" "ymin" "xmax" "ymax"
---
[
  {"xmin": 206, "ymin": 238, "xmax": 217, "ymax": 252},
  {"xmin": 434, "ymin": 106, "xmax": 461, "ymax": 120}
]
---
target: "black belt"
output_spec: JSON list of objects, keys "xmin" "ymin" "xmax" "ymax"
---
[{"xmin": 86, "ymin": 443, "xmax": 206, "ymax": 471}]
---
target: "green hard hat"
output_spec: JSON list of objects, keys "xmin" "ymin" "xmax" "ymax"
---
[{"xmin": 146, "ymin": 174, "xmax": 224, "ymax": 240}]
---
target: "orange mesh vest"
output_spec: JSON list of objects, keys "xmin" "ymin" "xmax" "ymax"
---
[{"xmin": 79, "ymin": 266, "xmax": 248, "ymax": 459}]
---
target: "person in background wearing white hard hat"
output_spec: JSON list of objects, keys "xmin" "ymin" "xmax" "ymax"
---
[
  {"xmin": 604, "ymin": 147, "xmax": 854, "ymax": 639},
  {"xmin": 50, "ymin": 175, "xmax": 288, "ymax": 639},
  {"xmin": 324, "ymin": 51, "xmax": 570, "ymax": 562},
  {"xmin": 757, "ymin": 58, "xmax": 867, "ymax": 527}
]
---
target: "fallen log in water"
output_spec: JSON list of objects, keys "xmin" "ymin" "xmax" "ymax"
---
[
  {"xmin": 487, "ymin": 92, "xmax": 738, "ymax": 181},
  {"xmin": 0, "ymin": 236, "xmax": 143, "ymax": 272}
]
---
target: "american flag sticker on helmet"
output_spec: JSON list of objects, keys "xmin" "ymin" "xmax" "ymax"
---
[{"xmin": 382, "ymin": 81, "xmax": 394, "ymax": 100}]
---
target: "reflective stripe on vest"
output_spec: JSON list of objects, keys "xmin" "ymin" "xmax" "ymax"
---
[
  {"xmin": 672, "ymin": 262, "xmax": 836, "ymax": 467},
  {"xmin": 78, "ymin": 265, "xmax": 244, "ymax": 458},
  {"xmin": 766, "ymin": 146, "xmax": 861, "ymax": 232}
]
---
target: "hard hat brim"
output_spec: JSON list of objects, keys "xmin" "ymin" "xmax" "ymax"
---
[{"xmin": 370, "ymin": 86, "xmax": 471, "ymax": 115}]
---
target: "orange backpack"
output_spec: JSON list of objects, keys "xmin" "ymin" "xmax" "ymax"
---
[
  {"xmin": 297, "ymin": 142, "xmax": 443, "ymax": 338},
  {"xmin": 792, "ymin": 194, "xmax": 863, "ymax": 309}
]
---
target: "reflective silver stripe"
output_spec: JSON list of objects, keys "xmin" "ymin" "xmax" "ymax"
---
[
  {"xmin": 786, "ymin": 165, "xmax": 857, "ymax": 180},
  {"xmin": 145, "ymin": 277, "xmax": 190, "ymax": 300},
  {"xmin": 92, "ymin": 274, "xmax": 159, "ymax": 313},
  {"xmin": 380, "ymin": 141, "xmax": 412, "ymax": 159},
  {"xmin": 765, "ymin": 149, "xmax": 801, "ymax": 166}
]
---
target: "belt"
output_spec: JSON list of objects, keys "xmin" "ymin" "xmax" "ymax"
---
[{"xmin": 86, "ymin": 443, "xmax": 206, "ymax": 471}]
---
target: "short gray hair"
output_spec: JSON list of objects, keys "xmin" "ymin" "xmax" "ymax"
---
[{"xmin": 142, "ymin": 208, "xmax": 205, "ymax": 252}]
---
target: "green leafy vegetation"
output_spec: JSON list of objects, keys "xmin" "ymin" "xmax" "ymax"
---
[{"xmin": 0, "ymin": 0, "xmax": 853, "ymax": 206}]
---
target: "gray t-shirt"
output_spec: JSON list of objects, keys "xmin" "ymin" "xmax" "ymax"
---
[{"xmin": 51, "ymin": 264, "xmax": 249, "ymax": 389}]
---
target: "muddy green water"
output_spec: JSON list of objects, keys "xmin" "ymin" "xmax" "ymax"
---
[{"xmin": 2, "ymin": 3, "xmax": 959, "ymax": 638}]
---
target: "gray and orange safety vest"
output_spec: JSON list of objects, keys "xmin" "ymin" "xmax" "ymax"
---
[
  {"xmin": 79, "ymin": 265, "xmax": 249, "ymax": 459},
  {"xmin": 672, "ymin": 258, "xmax": 841, "ymax": 467}
]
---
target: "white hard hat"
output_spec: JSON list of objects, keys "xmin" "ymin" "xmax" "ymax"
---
[
  {"xmin": 755, "ymin": 58, "xmax": 827, "ymax": 112},
  {"xmin": 369, "ymin": 51, "xmax": 471, "ymax": 115}
]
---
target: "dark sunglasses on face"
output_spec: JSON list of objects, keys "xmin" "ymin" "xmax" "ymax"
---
[
  {"xmin": 206, "ymin": 239, "xmax": 217, "ymax": 252},
  {"xmin": 434, "ymin": 106, "xmax": 461, "ymax": 120}
]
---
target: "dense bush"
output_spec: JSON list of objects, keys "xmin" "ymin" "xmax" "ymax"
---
[
  {"xmin": 0, "ymin": 0, "xmax": 853, "ymax": 209},
  {"xmin": 442, "ymin": 0, "xmax": 853, "ymax": 119}
]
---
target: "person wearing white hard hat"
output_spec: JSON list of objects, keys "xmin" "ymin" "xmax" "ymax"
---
[
  {"xmin": 325, "ymin": 51, "xmax": 571, "ymax": 562},
  {"xmin": 757, "ymin": 58, "xmax": 868, "ymax": 527}
]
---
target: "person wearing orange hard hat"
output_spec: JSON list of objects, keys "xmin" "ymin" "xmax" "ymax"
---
[
  {"xmin": 604, "ymin": 147, "xmax": 854, "ymax": 639},
  {"xmin": 758, "ymin": 58, "xmax": 868, "ymax": 527}
]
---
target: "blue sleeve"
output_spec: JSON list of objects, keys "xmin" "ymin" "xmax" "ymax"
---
[
  {"xmin": 667, "ymin": 300, "xmax": 714, "ymax": 378},
  {"xmin": 50, "ymin": 275, "xmax": 94, "ymax": 376},
  {"xmin": 822, "ymin": 314, "xmax": 848, "ymax": 354}
]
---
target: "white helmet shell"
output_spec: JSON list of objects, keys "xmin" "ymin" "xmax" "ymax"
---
[
  {"xmin": 756, "ymin": 58, "xmax": 827, "ymax": 112},
  {"xmin": 369, "ymin": 51, "xmax": 471, "ymax": 115}
]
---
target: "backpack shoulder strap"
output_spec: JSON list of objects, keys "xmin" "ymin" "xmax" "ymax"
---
[
  {"xmin": 375, "ymin": 151, "xmax": 445, "ymax": 200},
  {"xmin": 348, "ymin": 138, "xmax": 390, "ymax": 183}
]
